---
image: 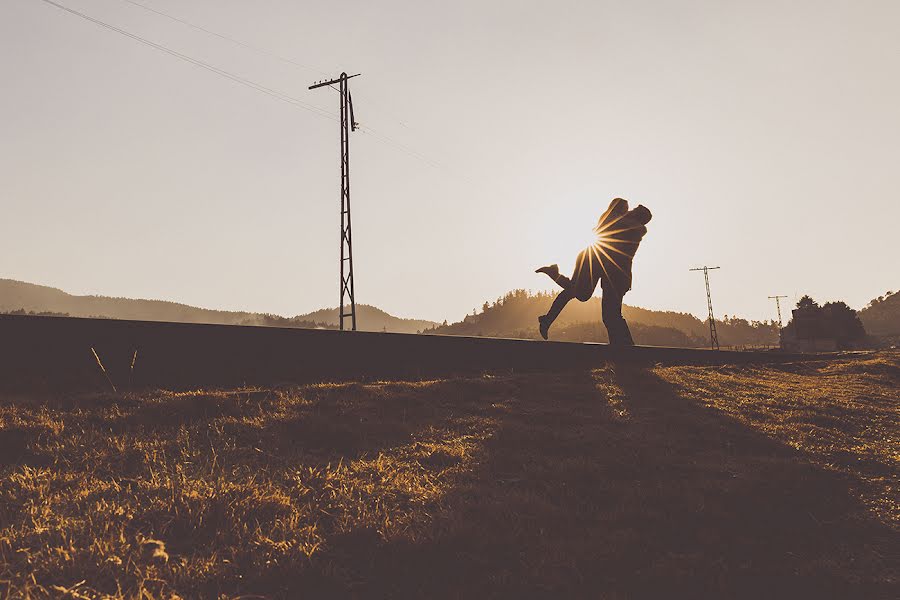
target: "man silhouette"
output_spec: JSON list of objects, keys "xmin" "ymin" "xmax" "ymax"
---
[{"xmin": 535, "ymin": 198, "xmax": 652, "ymax": 345}]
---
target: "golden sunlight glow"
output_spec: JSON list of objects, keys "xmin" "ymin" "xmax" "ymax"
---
[
  {"xmin": 589, "ymin": 211, "xmax": 645, "ymax": 280},
  {"xmin": 580, "ymin": 227, "xmax": 603, "ymax": 254},
  {"xmin": 558, "ymin": 207, "xmax": 644, "ymax": 281}
]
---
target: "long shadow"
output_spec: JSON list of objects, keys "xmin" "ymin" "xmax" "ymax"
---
[{"xmin": 326, "ymin": 365, "xmax": 897, "ymax": 599}]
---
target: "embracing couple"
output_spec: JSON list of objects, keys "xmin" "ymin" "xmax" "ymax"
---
[{"xmin": 536, "ymin": 198, "xmax": 652, "ymax": 345}]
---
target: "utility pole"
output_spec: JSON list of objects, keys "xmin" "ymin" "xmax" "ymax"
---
[
  {"xmin": 309, "ymin": 72, "xmax": 360, "ymax": 331},
  {"xmin": 768, "ymin": 295, "xmax": 788, "ymax": 329},
  {"xmin": 690, "ymin": 266, "xmax": 721, "ymax": 350}
]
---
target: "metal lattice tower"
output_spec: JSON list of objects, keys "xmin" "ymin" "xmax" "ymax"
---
[
  {"xmin": 310, "ymin": 72, "xmax": 360, "ymax": 330},
  {"xmin": 768, "ymin": 295, "xmax": 788, "ymax": 329},
  {"xmin": 690, "ymin": 266, "xmax": 721, "ymax": 350}
]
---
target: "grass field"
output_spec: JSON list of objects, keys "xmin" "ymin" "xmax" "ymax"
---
[{"xmin": 1, "ymin": 352, "xmax": 897, "ymax": 599}]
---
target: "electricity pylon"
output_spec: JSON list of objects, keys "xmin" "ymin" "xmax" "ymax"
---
[
  {"xmin": 768, "ymin": 295, "xmax": 788, "ymax": 329},
  {"xmin": 690, "ymin": 266, "xmax": 721, "ymax": 350},
  {"xmin": 309, "ymin": 72, "xmax": 360, "ymax": 331}
]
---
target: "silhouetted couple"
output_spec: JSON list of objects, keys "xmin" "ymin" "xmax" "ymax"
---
[{"xmin": 536, "ymin": 198, "xmax": 652, "ymax": 345}]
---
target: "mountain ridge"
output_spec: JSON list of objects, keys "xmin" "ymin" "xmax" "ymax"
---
[
  {"xmin": 5, "ymin": 278, "xmax": 896, "ymax": 345},
  {"xmin": 858, "ymin": 289, "xmax": 900, "ymax": 336},
  {"xmin": 0, "ymin": 279, "xmax": 438, "ymax": 334},
  {"xmin": 426, "ymin": 289, "xmax": 779, "ymax": 347}
]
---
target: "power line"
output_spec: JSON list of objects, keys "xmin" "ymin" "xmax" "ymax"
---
[
  {"xmin": 357, "ymin": 125, "xmax": 444, "ymax": 171},
  {"xmin": 37, "ymin": 0, "xmax": 338, "ymax": 121},
  {"xmin": 38, "ymin": 0, "xmax": 462, "ymax": 177},
  {"xmin": 119, "ymin": 0, "xmax": 412, "ymax": 134},
  {"xmin": 118, "ymin": 0, "xmax": 329, "ymax": 76},
  {"xmin": 38, "ymin": 0, "xmax": 487, "ymax": 196},
  {"xmin": 357, "ymin": 124, "xmax": 480, "ymax": 187}
]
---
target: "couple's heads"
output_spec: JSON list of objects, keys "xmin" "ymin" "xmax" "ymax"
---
[
  {"xmin": 609, "ymin": 198, "xmax": 653, "ymax": 225},
  {"xmin": 630, "ymin": 204, "xmax": 652, "ymax": 225}
]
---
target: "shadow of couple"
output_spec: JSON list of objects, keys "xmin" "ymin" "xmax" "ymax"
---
[{"xmin": 308, "ymin": 364, "xmax": 897, "ymax": 599}]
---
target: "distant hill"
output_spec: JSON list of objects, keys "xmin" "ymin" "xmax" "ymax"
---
[
  {"xmin": 0, "ymin": 279, "xmax": 791, "ymax": 345},
  {"xmin": 859, "ymin": 289, "xmax": 900, "ymax": 336},
  {"xmin": 294, "ymin": 305, "xmax": 437, "ymax": 334},
  {"xmin": 426, "ymin": 289, "xmax": 779, "ymax": 348},
  {"xmin": 0, "ymin": 279, "xmax": 438, "ymax": 334}
]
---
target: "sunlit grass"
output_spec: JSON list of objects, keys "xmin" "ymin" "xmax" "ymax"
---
[
  {"xmin": 0, "ymin": 354, "xmax": 897, "ymax": 598},
  {"xmin": 657, "ymin": 355, "xmax": 900, "ymax": 528}
]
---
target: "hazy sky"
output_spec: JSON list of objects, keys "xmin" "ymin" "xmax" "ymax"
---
[{"xmin": 2, "ymin": 0, "xmax": 898, "ymax": 323}]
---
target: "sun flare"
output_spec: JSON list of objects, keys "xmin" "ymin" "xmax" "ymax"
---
[
  {"xmin": 558, "ymin": 208, "xmax": 643, "ymax": 279},
  {"xmin": 581, "ymin": 228, "xmax": 603, "ymax": 253}
]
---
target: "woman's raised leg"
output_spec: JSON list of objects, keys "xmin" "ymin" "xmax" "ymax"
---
[{"xmin": 536, "ymin": 264, "xmax": 572, "ymax": 290}]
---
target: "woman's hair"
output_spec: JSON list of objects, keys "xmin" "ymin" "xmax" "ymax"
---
[{"xmin": 595, "ymin": 198, "xmax": 629, "ymax": 232}]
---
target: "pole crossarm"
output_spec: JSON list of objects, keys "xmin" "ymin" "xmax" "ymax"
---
[{"xmin": 308, "ymin": 74, "xmax": 361, "ymax": 90}]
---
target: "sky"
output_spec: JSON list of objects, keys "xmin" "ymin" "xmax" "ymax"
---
[{"xmin": 2, "ymin": 0, "xmax": 898, "ymax": 324}]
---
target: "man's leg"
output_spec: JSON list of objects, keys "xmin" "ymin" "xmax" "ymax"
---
[
  {"xmin": 602, "ymin": 290, "xmax": 634, "ymax": 346},
  {"xmin": 539, "ymin": 288, "xmax": 574, "ymax": 340}
]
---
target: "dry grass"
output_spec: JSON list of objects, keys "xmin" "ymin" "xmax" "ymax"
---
[
  {"xmin": 660, "ymin": 354, "xmax": 899, "ymax": 530},
  {"xmin": 0, "ymin": 353, "xmax": 897, "ymax": 599}
]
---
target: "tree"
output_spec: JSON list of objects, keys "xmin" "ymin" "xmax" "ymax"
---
[
  {"xmin": 797, "ymin": 295, "xmax": 819, "ymax": 310},
  {"xmin": 822, "ymin": 301, "xmax": 866, "ymax": 345},
  {"xmin": 788, "ymin": 294, "xmax": 868, "ymax": 348}
]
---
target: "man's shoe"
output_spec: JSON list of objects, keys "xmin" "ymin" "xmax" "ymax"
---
[
  {"xmin": 538, "ymin": 315, "xmax": 550, "ymax": 340},
  {"xmin": 535, "ymin": 264, "xmax": 560, "ymax": 280}
]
